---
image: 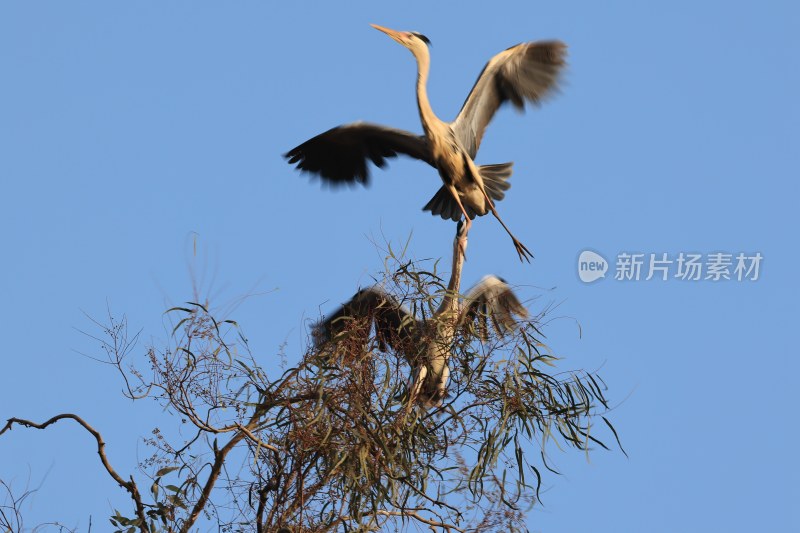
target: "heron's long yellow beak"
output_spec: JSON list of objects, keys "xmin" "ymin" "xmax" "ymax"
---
[{"xmin": 370, "ymin": 23, "xmax": 406, "ymax": 44}]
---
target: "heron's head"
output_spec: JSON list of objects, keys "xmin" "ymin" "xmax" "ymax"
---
[
  {"xmin": 371, "ymin": 24, "xmax": 431, "ymax": 54},
  {"xmin": 456, "ymin": 219, "xmax": 468, "ymax": 250},
  {"xmin": 456, "ymin": 219, "xmax": 467, "ymax": 238}
]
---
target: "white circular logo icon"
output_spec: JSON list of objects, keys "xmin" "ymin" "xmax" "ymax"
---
[{"xmin": 578, "ymin": 250, "xmax": 608, "ymax": 283}]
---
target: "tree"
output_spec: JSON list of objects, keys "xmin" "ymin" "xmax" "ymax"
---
[{"xmin": 1, "ymin": 251, "xmax": 622, "ymax": 532}]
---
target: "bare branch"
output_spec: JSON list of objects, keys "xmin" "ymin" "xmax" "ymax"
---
[{"xmin": 1, "ymin": 414, "xmax": 148, "ymax": 533}]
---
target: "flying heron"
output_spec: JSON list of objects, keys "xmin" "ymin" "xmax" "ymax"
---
[
  {"xmin": 285, "ymin": 24, "xmax": 567, "ymax": 262},
  {"xmin": 313, "ymin": 221, "xmax": 529, "ymax": 408}
]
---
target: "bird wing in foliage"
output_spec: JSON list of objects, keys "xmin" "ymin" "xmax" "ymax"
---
[
  {"xmin": 313, "ymin": 287, "xmax": 419, "ymax": 353},
  {"xmin": 460, "ymin": 275, "xmax": 529, "ymax": 340},
  {"xmin": 285, "ymin": 122, "xmax": 434, "ymax": 185},
  {"xmin": 450, "ymin": 41, "xmax": 567, "ymax": 158}
]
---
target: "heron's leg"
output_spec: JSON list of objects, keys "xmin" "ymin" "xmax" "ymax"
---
[
  {"xmin": 434, "ymin": 364, "xmax": 450, "ymax": 407},
  {"xmin": 479, "ymin": 188, "xmax": 533, "ymax": 263},
  {"xmin": 410, "ymin": 366, "xmax": 426, "ymax": 404},
  {"xmin": 404, "ymin": 365, "xmax": 427, "ymax": 416}
]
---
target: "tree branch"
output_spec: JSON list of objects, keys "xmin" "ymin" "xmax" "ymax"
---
[
  {"xmin": 178, "ymin": 423, "xmax": 249, "ymax": 533},
  {"xmin": 1, "ymin": 414, "xmax": 148, "ymax": 533},
  {"xmin": 337, "ymin": 509, "xmax": 464, "ymax": 532}
]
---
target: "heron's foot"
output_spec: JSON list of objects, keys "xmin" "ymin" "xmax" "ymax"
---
[{"xmin": 513, "ymin": 237, "xmax": 534, "ymax": 263}]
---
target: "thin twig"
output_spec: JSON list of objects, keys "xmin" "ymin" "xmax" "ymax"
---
[{"xmin": 1, "ymin": 415, "xmax": 148, "ymax": 533}]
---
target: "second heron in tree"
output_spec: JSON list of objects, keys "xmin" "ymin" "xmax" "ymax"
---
[
  {"xmin": 313, "ymin": 221, "xmax": 529, "ymax": 408},
  {"xmin": 285, "ymin": 24, "xmax": 567, "ymax": 262}
]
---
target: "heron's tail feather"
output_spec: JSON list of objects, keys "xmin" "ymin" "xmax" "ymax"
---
[
  {"xmin": 423, "ymin": 187, "xmax": 477, "ymax": 221},
  {"xmin": 479, "ymin": 162, "xmax": 513, "ymax": 202},
  {"xmin": 422, "ymin": 162, "xmax": 512, "ymax": 221}
]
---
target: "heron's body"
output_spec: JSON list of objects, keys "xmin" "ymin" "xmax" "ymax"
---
[
  {"xmin": 407, "ymin": 219, "xmax": 465, "ymax": 406},
  {"xmin": 411, "ymin": 40, "xmax": 508, "ymax": 223},
  {"xmin": 286, "ymin": 25, "xmax": 567, "ymax": 262},
  {"xmin": 313, "ymin": 222, "xmax": 528, "ymax": 408},
  {"xmin": 426, "ymin": 125, "xmax": 491, "ymax": 218}
]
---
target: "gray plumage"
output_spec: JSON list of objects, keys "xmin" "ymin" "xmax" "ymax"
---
[
  {"xmin": 286, "ymin": 24, "xmax": 566, "ymax": 262},
  {"xmin": 313, "ymin": 224, "xmax": 528, "ymax": 408}
]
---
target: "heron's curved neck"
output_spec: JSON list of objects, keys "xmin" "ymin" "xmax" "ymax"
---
[
  {"xmin": 413, "ymin": 47, "xmax": 439, "ymax": 133},
  {"xmin": 436, "ymin": 235, "xmax": 465, "ymax": 316}
]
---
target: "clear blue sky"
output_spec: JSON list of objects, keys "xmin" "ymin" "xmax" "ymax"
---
[{"xmin": 1, "ymin": 1, "xmax": 798, "ymax": 531}]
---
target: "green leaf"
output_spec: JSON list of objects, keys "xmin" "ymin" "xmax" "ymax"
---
[
  {"xmin": 164, "ymin": 306, "xmax": 194, "ymax": 315},
  {"xmin": 155, "ymin": 465, "xmax": 179, "ymax": 477},
  {"xmin": 186, "ymin": 301, "xmax": 208, "ymax": 313},
  {"xmin": 171, "ymin": 317, "xmax": 191, "ymax": 335},
  {"xmin": 603, "ymin": 416, "xmax": 628, "ymax": 458}
]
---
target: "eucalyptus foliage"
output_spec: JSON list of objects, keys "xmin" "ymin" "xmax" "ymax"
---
[{"xmin": 2, "ymin": 252, "xmax": 621, "ymax": 533}]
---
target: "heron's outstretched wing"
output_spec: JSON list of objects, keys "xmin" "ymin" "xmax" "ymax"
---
[
  {"xmin": 450, "ymin": 41, "xmax": 567, "ymax": 158},
  {"xmin": 313, "ymin": 287, "xmax": 419, "ymax": 353},
  {"xmin": 285, "ymin": 122, "xmax": 434, "ymax": 185},
  {"xmin": 459, "ymin": 275, "xmax": 529, "ymax": 340}
]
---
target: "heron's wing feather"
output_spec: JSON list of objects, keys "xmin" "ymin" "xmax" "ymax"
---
[
  {"xmin": 450, "ymin": 41, "xmax": 567, "ymax": 158},
  {"xmin": 459, "ymin": 275, "xmax": 529, "ymax": 339},
  {"xmin": 313, "ymin": 287, "xmax": 418, "ymax": 352},
  {"xmin": 285, "ymin": 122, "xmax": 434, "ymax": 185}
]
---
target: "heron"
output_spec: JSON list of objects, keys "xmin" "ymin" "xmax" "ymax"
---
[
  {"xmin": 312, "ymin": 221, "xmax": 529, "ymax": 408},
  {"xmin": 285, "ymin": 24, "xmax": 566, "ymax": 262}
]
